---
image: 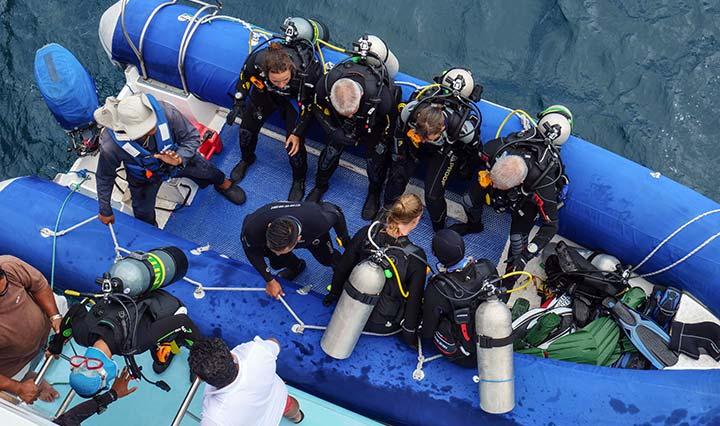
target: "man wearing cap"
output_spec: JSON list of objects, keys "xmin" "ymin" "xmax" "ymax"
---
[{"xmin": 94, "ymin": 93, "xmax": 246, "ymax": 226}]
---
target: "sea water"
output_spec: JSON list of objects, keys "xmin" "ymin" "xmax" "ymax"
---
[{"xmin": 0, "ymin": 0, "xmax": 719, "ymax": 201}]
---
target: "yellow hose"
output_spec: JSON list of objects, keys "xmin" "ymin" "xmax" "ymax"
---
[
  {"xmin": 384, "ymin": 254, "xmax": 409, "ymax": 298},
  {"xmin": 415, "ymin": 84, "xmax": 441, "ymax": 99},
  {"xmin": 494, "ymin": 109, "xmax": 537, "ymax": 139},
  {"xmin": 499, "ymin": 270, "xmax": 535, "ymax": 294},
  {"xmin": 317, "ymin": 39, "xmax": 348, "ymax": 53}
]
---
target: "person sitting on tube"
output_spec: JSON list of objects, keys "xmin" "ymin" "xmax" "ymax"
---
[
  {"xmin": 322, "ymin": 194, "xmax": 427, "ymax": 346},
  {"xmin": 190, "ymin": 337, "xmax": 304, "ymax": 425},
  {"xmin": 94, "ymin": 93, "xmax": 246, "ymax": 228}
]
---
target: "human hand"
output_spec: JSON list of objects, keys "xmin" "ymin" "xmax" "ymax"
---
[
  {"xmin": 153, "ymin": 150, "xmax": 183, "ymax": 166},
  {"xmin": 285, "ymin": 134, "xmax": 302, "ymax": 157},
  {"xmin": 50, "ymin": 317, "xmax": 62, "ymax": 334},
  {"xmin": 265, "ymin": 279, "xmax": 285, "ymax": 300},
  {"xmin": 99, "ymin": 213, "xmax": 115, "ymax": 225},
  {"xmin": 111, "ymin": 367, "xmax": 138, "ymax": 399},
  {"xmin": 14, "ymin": 379, "xmax": 39, "ymax": 404}
]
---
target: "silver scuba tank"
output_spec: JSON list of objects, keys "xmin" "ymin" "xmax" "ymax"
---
[
  {"xmin": 321, "ymin": 260, "xmax": 387, "ymax": 359},
  {"xmin": 476, "ymin": 297, "xmax": 515, "ymax": 414},
  {"xmin": 105, "ymin": 247, "xmax": 188, "ymax": 297}
]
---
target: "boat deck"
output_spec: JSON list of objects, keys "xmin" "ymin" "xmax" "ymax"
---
[{"xmin": 163, "ymin": 123, "xmax": 512, "ymax": 294}]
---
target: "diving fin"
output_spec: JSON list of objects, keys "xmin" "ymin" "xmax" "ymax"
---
[{"xmin": 603, "ymin": 297, "xmax": 679, "ymax": 369}]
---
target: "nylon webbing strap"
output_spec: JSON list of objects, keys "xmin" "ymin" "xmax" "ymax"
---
[
  {"xmin": 344, "ymin": 282, "xmax": 381, "ymax": 306},
  {"xmin": 477, "ymin": 332, "xmax": 516, "ymax": 349}
]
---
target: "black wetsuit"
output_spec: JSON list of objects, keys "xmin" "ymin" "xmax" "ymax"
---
[
  {"xmin": 465, "ymin": 128, "xmax": 564, "ymax": 268},
  {"xmin": 329, "ymin": 223, "xmax": 427, "ymax": 346},
  {"xmin": 54, "ymin": 390, "xmax": 118, "ymax": 426},
  {"xmin": 421, "ymin": 258, "xmax": 498, "ymax": 368},
  {"xmin": 308, "ymin": 59, "xmax": 400, "ymax": 195},
  {"xmin": 235, "ymin": 42, "xmax": 322, "ymax": 181},
  {"xmin": 59, "ymin": 290, "xmax": 199, "ymax": 361},
  {"xmin": 384, "ymin": 95, "xmax": 482, "ymax": 230},
  {"xmin": 241, "ymin": 201, "xmax": 350, "ymax": 282}
]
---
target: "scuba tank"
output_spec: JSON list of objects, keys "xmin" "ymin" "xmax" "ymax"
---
[
  {"xmin": 321, "ymin": 260, "xmax": 387, "ymax": 359},
  {"xmin": 34, "ymin": 43, "xmax": 100, "ymax": 156},
  {"xmin": 475, "ymin": 296, "xmax": 515, "ymax": 414},
  {"xmin": 352, "ymin": 34, "xmax": 399, "ymax": 78},
  {"xmin": 101, "ymin": 247, "xmax": 188, "ymax": 297}
]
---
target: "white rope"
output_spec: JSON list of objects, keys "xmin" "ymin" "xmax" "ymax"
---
[
  {"xmin": 395, "ymin": 81, "xmax": 423, "ymax": 89},
  {"xmin": 199, "ymin": 286, "xmax": 265, "ymax": 292},
  {"xmin": 413, "ymin": 337, "xmax": 444, "ymax": 381},
  {"xmin": 631, "ymin": 209, "xmax": 720, "ymax": 277},
  {"xmin": 639, "ymin": 231, "xmax": 720, "ymax": 278},
  {"xmin": 41, "ymin": 215, "xmax": 98, "ymax": 238},
  {"xmin": 278, "ymin": 296, "xmax": 305, "ymax": 327}
]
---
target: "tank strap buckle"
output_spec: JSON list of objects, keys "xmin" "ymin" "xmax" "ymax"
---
[
  {"xmin": 344, "ymin": 282, "xmax": 381, "ymax": 306},
  {"xmin": 477, "ymin": 333, "xmax": 515, "ymax": 349}
]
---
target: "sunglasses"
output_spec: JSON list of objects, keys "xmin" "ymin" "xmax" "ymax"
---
[{"xmin": 70, "ymin": 355, "xmax": 105, "ymax": 370}]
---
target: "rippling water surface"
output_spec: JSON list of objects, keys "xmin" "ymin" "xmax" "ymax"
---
[{"xmin": 1, "ymin": 0, "xmax": 719, "ymax": 200}]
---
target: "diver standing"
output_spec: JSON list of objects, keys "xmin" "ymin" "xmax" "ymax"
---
[
  {"xmin": 323, "ymin": 194, "xmax": 427, "ymax": 346},
  {"xmin": 384, "ymin": 68, "xmax": 483, "ymax": 230},
  {"xmin": 453, "ymin": 106, "xmax": 573, "ymax": 275},
  {"xmin": 241, "ymin": 201, "xmax": 351, "ymax": 299},
  {"xmin": 227, "ymin": 17, "xmax": 327, "ymax": 201},
  {"xmin": 304, "ymin": 35, "xmax": 401, "ymax": 220},
  {"xmin": 421, "ymin": 230, "xmax": 500, "ymax": 367}
]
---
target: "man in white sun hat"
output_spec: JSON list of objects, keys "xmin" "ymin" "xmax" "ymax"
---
[{"xmin": 93, "ymin": 93, "xmax": 246, "ymax": 226}]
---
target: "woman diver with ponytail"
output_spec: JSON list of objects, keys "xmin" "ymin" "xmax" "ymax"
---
[{"xmin": 323, "ymin": 194, "xmax": 427, "ymax": 347}]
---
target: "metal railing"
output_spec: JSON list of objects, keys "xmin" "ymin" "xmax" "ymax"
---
[{"xmin": 171, "ymin": 377, "xmax": 202, "ymax": 426}]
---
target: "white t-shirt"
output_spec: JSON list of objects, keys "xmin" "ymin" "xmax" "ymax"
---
[{"xmin": 200, "ymin": 337, "xmax": 289, "ymax": 426}]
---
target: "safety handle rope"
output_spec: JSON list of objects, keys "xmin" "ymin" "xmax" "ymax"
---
[{"xmin": 631, "ymin": 208, "xmax": 720, "ymax": 277}]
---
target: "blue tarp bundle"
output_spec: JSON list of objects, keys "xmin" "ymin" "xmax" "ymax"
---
[{"xmin": 34, "ymin": 43, "xmax": 98, "ymax": 131}]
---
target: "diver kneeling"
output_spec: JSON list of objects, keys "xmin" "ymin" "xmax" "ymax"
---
[
  {"xmin": 48, "ymin": 247, "xmax": 200, "ymax": 399},
  {"xmin": 421, "ymin": 230, "xmax": 500, "ymax": 367},
  {"xmin": 322, "ymin": 194, "xmax": 427, "ymax": 347}
]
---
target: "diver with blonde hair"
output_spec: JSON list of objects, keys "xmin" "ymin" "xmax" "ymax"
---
[{"xmin": 323, "ymin": 194, "xmax": 427, "ymax": 346}]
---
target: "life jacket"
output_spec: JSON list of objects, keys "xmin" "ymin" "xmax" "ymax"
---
[
  {"xmin": 83, "ymin": 290, "xmax": 181, "ymax": 355},
  {"xmin": 109, "ymin": 94, "xmax": 177, "ymax": 181},
  {"xmin": 361, "ymin": 223, "xmax": 423, "ymax": 328},
  {"xmin": 482, "ymin": 127, "xmax": 567, "ymax": 215},
  {"xmin": 429, "ymin": 258, "xmax": 498, "ymax": 359},
  {"xmin": 322, "ymin": 58, "xmax": 396, "ymax": 138}
]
